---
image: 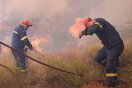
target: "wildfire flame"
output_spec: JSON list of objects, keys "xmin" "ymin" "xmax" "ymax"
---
[
  {"xmin": 31, "ymin": 36, "xmax": 50, "ymax": 52},
  {"xmin": 0, "ymin": 19, "xmax": 2, "ymax": 23},
  {"xmin": 69, "ymin": 18, "xmax": 84, "ymax": 38},
  {"xmin": 0, "ymin": 19, "xmax": 7, "ymax": 29}
]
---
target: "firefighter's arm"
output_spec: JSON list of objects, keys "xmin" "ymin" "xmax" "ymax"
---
[
  {"xmin": 20, "ymin": 31, "xmax": 33, "ymax": 50},
  {"xmin": 79, "ymin": 29, "xmax": 87, "ymax": 38},
  {"xmin": 87, "ymin": 22, "xmax": 103, "ymax": 35}
]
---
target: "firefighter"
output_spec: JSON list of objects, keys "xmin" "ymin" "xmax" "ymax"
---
[
  {"xmin": 79, "ymin": 18, "xmax": 124, "ymax": 87},
  {"xmin": 11, "ymin": 20, "xmax": 33, "ymax": 73}
]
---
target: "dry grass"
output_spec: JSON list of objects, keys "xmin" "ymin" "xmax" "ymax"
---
[{"xmin": 0, "ymin": 40, "xmax": 132, "ymax": 88}]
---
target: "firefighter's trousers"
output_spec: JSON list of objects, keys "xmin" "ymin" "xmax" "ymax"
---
[
  {"xmin": 94, "ymin": 42, "xmax": 124, "ymax": 87},
  {"xmin": 11, "ymin": 49, "xmax": 26, "ymax": 70}
]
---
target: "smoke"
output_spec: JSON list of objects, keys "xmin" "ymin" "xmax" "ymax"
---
[{"xmin": 0, "ymin": 0, "xmax": 132, "ymax": 52}]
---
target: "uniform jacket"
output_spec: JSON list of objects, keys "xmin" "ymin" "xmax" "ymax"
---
[
  {"xmin": 87, "ymin": 18, "xmax": 123, "ymax": 48},
  {"xmin": 11, "ymin": 25, "xmax": 32, "ymax": 51}
]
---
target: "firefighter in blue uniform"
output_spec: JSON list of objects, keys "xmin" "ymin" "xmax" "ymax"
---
[
  {"xmin": 11, "ymin": 20, "xmax": 33, "ymax": 73},
  {"xmin": 79, "ymin": 18, "xmax": 124, "ymax": 87}
]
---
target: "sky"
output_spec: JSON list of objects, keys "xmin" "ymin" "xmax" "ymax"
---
[{"xmin": 0, "ymin": 0, "xmax": 132, "ymax": 52}]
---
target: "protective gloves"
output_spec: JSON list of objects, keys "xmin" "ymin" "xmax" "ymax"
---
[
  {"xmin": 79, "ymin": 29, "xmax": 87, "ymax": 38},
  {"xmin": 29, "ymin": 46, "xmax": 33, "ymax": 50}
]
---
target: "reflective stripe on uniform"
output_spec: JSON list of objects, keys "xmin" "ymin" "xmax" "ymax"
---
[
  {"xmin": 106, "ymin": 73, "xmax": 117, "ymax": 77},
  {"xmin": 94, "ymin": 22, "xmax": 103, "ymax": 30},
  {"xmin": 101, "ymin": 59, "xmax": 106, "ymax": 64},
  {"xmin": 20, "ymin": 69, "xmax": 27, "ymax": 72},
  {"xmin": 21, "ymin": 36, "xmax": 27, "ymax": 41},
  {"xmin": 13, "ymin": 31, "xmax": 18, "ymax": 34}
]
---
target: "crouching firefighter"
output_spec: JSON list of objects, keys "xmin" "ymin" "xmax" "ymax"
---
[
  {"xmin": 11, "ymin": 20, "xmax": 33, "ymax": 74},
  {"xmin": 79, "ymin": 18, "xmax": 124, "ymax": 87}
]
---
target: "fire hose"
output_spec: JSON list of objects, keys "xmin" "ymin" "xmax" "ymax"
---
[
  {"xmin": 32, "ymin": 49, "xmax": 45, "ymax": 58},
  {"xmin": 0, "ymin": 64, "xmax": 19, "ymax": 88},
  {"xmin": 0, "ymin": 41, "xmax": 83, "ymax": 77}
]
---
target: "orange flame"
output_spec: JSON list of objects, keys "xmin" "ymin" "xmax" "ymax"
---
[
  {"xmin": 31, "ymin": 36, "xmax": 50, "ymax": 52},
  {"xmin": 69, "ymin": 18, "xmax": 84, "ymax": 38},
  {"xmin": 0, "ymin": 19, "xmax": 2, "ymax": 23},
  {"xmin": 0, "ymin": 19, "xmax": 7, "ymax": 29}
]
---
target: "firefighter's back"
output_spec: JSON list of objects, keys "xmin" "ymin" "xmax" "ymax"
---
[{"xmin": 11, "ymin": 25, "xmax": 25, "ymax": 50}]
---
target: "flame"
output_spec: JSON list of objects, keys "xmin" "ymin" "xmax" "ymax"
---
[
  {"xmin": 0, "ymin": 19, "xmax": 7, "ymax": 29},
  {"xmin": 0, "ymin": 19, "xmax": 2, "ymax": 23},
  {"xmin": 31, "ymin": 36, "xmax": 50, "ymax": 52},
  {"xmin": 69, "ymin": 18, "xmax": 84, "ymax": 38}
]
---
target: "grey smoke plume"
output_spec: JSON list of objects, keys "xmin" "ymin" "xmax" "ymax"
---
[{"xmin": 0, "ymin": 0, "xmax": 132, "ymax": 52}]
